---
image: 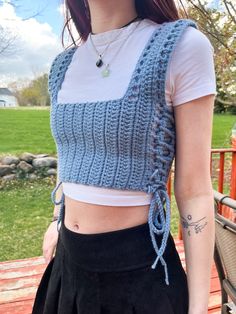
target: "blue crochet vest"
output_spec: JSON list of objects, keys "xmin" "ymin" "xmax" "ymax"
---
[{"xmin": 49, "ymin": 18, "xmax": 198, "ymax": 285}]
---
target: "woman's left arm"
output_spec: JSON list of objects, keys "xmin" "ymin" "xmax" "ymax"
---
[{"xmin": 173, "ymin": 94, "xmax": 216, "ymax": 314}]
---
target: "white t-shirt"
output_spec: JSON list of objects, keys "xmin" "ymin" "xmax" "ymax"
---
[{"xmin": 57, "ymin": 18, "xmax": 217, "ymax": 206}]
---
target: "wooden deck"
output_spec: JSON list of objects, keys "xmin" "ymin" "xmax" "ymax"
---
[{"xmin": 0, "ymin": 239, "xmax": 221, "ymax": 314}]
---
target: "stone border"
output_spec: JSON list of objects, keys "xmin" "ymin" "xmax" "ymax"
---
[{"xmin": 0, "ymin": 152, "xmax": 57, "ymax": 182}]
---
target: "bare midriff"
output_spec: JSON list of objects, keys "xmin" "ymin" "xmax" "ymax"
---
[{"xmin": 64, "ymin": 194, "xmax": 150, "ymax": 234}]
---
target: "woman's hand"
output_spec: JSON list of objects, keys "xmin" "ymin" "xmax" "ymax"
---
[{"xmin": 42, "ymin": 221, "xmax": 59, "ymax": 264}]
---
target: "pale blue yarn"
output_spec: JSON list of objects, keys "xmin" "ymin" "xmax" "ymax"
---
[{"xmin": 49, "ymin": 18, "xmax": 198, "ymax": 286}]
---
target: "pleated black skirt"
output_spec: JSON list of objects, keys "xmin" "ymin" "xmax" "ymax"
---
[{"xmin": 32, "ymin": 208, "xmax": 188, "ymax": 314}]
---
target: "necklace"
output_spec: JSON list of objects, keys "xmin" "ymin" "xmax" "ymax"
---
[
  {"xmin": 89, "ymin": 17, "xmax": 143, "ymax": 77},
  {"xmin": 90, "ymin": 28, "xmax": 128, "ymax": 68},
  {"xmin": 90, "ymin": 16, "xmax": 140, "ymax": 66},
  {"xmin": 90, "ymin": 15, "xmax": 140, "ymax": 35},
  {"xmin": 89, "ymin": 16, "xmax": 141, "ymax": 69}
]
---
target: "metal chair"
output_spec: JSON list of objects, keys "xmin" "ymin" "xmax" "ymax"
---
[{"xmin": 214, "ymin": 190, "xmax": 236, "ymax": 314}]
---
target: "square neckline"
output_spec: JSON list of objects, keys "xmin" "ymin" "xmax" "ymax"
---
[{"xmin": 54, "ymin": 21, "xmax": 169, "ymax": 107}]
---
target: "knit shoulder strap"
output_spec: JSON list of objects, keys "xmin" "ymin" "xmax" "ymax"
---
[
  {"xmin": 48, "ymin": 47, "xmax": 77, "ymax": 104},
  {"xmin": 154, "ymin": 18, "xmax": 198, "ymax": 113}
]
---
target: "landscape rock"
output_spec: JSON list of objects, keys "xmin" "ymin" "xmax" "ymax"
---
[
  {"xmin": 28, "ymin": 173, "xmax": 38, "ymax": 180},
  {"xmin": 17, "ymin": 161, "xmax": 34, "ymax": 173},
  {"xmin": 1, "ymin": 156, "xmax": 20, "ymax": 165},
  {"xmin": 47, "ymin": 168, "xmax": 57, "ymax": 176},
  {"xmin": 32, "ymin": 157, "xmax": 57, "ymax": 168},
  {"xmin": 35, "ymin": 154, "xmax": 50, "ymax": 158},
  {"xmin": 9, "ymin": 164, "xmax": 17, "ymax": 170},
  {"xmin": 0, "ymin": 165, "xmax": 13, "ymax": 177},
  {"xmin": 2, "ymin": 174, "xmax": 17, "ymax": 181},
  {"xmin": 20, "ymin": 152, "xmax": 36, "ymax": 164}
]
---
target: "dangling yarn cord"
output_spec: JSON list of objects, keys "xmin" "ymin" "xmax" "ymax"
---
[
  {"xmin": 147, "ymin": 185, "xmax": 171, "ymax": 285},
  {"xmin": 51, "ymin": 181, "xmax": 65, "ymax": 231}
]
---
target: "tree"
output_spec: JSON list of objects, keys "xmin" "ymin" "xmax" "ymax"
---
[
  {"xmin": 184, "ymin": 0, "xmax": 236, "ymax": 112},
  {"xmin": 17, "ymin": 74, "xmax": 50, "ymax": 107}
]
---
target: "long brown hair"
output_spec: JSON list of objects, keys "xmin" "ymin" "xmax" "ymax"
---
[{"xmin": 62, "ymin": 0, "xmax": 187, "ymax": 47}]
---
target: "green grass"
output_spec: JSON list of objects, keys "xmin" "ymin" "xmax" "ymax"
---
[
  {"xmin": 0, "ymin": 107, "xmax": 235, "ymax": 261},
  {"xmin": 0, "ymin": 178, "xmax": 53, "ymax": 261},
  {"xmin": 0, "ymin": 107, "xmax": 56, "ymax": 156},
  {"xmin": 212, "ymin": 114, "xmax": 236, "ymax": 148}
]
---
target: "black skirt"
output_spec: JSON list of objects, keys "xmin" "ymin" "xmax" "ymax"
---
[{"xmin": 32, "ymin": 210, "xmax": 188, "ymax": 314}]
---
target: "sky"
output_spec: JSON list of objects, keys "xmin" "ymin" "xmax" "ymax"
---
[
  {"xmin": 0, "ymin": 0, "xmax": 65, "ymax": 86},
  {"xmin": 14, "ymin": 0, "xmax": 64, "ymax": 36}
]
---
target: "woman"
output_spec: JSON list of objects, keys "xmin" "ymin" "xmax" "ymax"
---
[{"xmin": 32, "ymin": 0, "xmax": 217, "ymax": 313}]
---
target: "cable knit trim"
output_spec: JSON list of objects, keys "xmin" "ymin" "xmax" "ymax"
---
[
  {"xmin": 49, "ymin": 18, "xmax": 199, "ymax": 286},
  {"xmin": 48, "ymin": 48, "xmax": 77, "ymax": 105}
]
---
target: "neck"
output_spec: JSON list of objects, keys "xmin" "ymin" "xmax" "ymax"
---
[{"xmin": 87, "ymin": 0, "xmax": 138, "ymax": 34}]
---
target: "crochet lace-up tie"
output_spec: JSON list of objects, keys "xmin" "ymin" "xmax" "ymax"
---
[
  {"xmin": 51, "ymin": 181, "xmax": 65, "ymax": 232},
  {"xmin": 147, "ymin": 182, "xmax": 171, "ymax": 285}
]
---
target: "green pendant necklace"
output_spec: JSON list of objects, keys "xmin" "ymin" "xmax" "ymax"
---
[{"xmin": 89, "ymin": 17, "xmax": 142, "ymax": 78}]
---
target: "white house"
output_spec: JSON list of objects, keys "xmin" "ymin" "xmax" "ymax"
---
[{"xmin": 0, "ymin": 88, "xmax": 18, "ymax": 107}]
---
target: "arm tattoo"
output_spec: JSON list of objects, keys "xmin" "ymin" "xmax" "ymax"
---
[{"xmin": 180, "ymin": 214, "xmax": 207, "ymax": 236}]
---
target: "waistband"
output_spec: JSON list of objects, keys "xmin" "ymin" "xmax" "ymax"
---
[{"xmin": 59, "ymin": 217, "xmax": 178, "ymax": 278}]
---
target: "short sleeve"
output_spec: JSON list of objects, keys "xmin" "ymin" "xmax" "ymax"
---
[{"xmin": 166, "ymin": 26, "xmax": 217, "ymax": 107}]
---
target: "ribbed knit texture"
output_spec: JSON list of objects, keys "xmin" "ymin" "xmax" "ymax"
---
[{"xmin": 49, "ymin": 18, "xmax": 198, "ymax": 285}]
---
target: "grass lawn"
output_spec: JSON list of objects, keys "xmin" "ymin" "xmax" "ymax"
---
[
  {"xmin": 0, "ymin": 107, "xmax": 55, "ymax": 156},
  {"xmin": 212, "ymin": 114, "xmax": 236, "ymax": 148},
  {"xmin": 0, "ymin": 107, "xmax": 235, "ymax": 261},
  {"xmin": 0, "ymin": 178, "xmax": 53, "ymax": 261}
]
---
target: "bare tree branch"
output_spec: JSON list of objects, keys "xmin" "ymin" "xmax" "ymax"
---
[
  {"xmin": 216, "ymin": 96, "xmax": 236, "ymax": 106},
  {"xmin": 0, "ymin": 25, "xmax": 19, "ymax": 56},
  {"xmin": 223, "ymin": 0, "xmax": 236, "ymax": 24},
  {"xmin": 0, "ymin": 0, "xmax": 46, "ymax": 56}
]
